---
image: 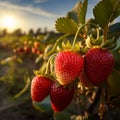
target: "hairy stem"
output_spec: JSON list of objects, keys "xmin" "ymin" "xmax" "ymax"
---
[
  {"xmin": 46, "ymin": 33, "xmax": 70, "ymax": 56},
  {"xmin": 72, "ymin": 23, "xmax": 99, "ymax": 50}
]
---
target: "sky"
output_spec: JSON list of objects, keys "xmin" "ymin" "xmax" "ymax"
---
[{"xmin": 0, "ymin": 0, "xmax": 119, "ymax": 33}]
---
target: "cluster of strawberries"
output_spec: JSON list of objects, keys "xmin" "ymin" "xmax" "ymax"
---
[
  {"xmin": 13, "ymin": 41, "xmax": 42, "ymax": 55},
  {"xmin": 31, "ymin": 47, "xmax": 114, "ymax": 112}
]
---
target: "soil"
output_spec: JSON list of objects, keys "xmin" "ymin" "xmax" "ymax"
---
[{"xmin": 0, "ymin": 99, "xmax": 53, "ymax": 120}]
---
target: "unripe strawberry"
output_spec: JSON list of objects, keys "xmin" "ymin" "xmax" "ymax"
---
[
  {"xmin": 31, "ymin": 75, "xmax": 53, "ymax": 102},
  {"xmin": 54, "ymin": 51, "xmax": 84, "ymax": 85},
  {"xmin": 50, "ymin": 82, "xmax": 74, "ymax": 112},
  {"xmin": 84, "ymin": 48, "xmax": 114, "ymax": 86}
]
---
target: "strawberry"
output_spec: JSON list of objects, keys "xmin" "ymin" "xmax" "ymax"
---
[
  {"xmin": 32, "ymin": 47, "xmax": 38, "ymax": 54},
  {"xmin": 84, "ymin": 48, "xmax": 114, "ymax": 86},
  {"xmin": 50, "ymin": 82, "xmax": 74, "ymax": 112},
  {"xmin": 54, "ymin": 51, "xmax": 84, "ymax": 85},
  {"xmin": 17, "ymin": 47, "xmax": 24, "ymax": 53},
  {"xmin": 34, "ymin": 41, "xmax": 40, "ymax": 48},
  {"xmin": 31, "ymin": 75, "xmax": 53, "ymax": 102},
  {"xmin": 24, "ymin": 46, "xmax": 30, "ymax": 53},
  {"xmin": 79, "ymin": 69, "xmax": 93, "ymax": 87}
]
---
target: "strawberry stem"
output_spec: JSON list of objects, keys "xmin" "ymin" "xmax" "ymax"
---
[
  {"xmin": 45, "ymin": 53, "xmax": 57, "ymax": 75},
  {"xmin": 103, "ymin": 26, "xmax": 109, "ymax": 42},
  {"xmin": 72, "ymin": 23, "xmax": 99, "ymax": 50},
  {"xmin": 46, "ymin": 33, "xmax": 70, "ymax": 56},
  {"xmin": 96, "ymin": 28, "xmax": 100, "ymax": 40}
]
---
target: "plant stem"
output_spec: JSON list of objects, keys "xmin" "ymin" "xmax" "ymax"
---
[
  {"xmin": 72, "ymin": 23, "xmax": 99, "ymax": 50},
  {"xmin": 87, "ymin": 87, "xmax": 101, "ymax": 115},
  {"xmin": 46, "ymin": 33, "xmax": 70, "ymax": 56},
  {"xmin": 45, "ymin": 53, "xmax": 57, "ymax": 75},
  {"xmin": 96, "ymin": 27, "xmax": 100, "ymax": 40},
  {"xmin": 103, "ymin": 26, "xmax": 109, "ymax": 42}
]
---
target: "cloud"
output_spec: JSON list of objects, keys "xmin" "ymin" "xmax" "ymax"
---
[
  {"xmin": 0, "ymin": 1, "xmax": 59, "ymax": 18},
  {"xmin": 33, "ymin": 0, "xmax": 48, "ymax": 3}
]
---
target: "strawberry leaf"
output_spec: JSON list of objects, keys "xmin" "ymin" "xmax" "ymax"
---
[
  {"xmin": 32, "ymin": 96, "xmax": 52, "ymax": 112},
  {"xmin": 78, "ymin": 0, "xmax": 88, "ymax": 24},
  {"xmin": 107, "ymin": 69, "xmax": 120, "ymax": 96},
  {"xmin": 108, "ymin": 22, "xmax": 120, "ymax": 40},
  {"xmin": 111, "ymin": 47, "xmax": 120, "ymax": 71},
  {"xmin": 109, "ymin": 23, "xmax": 120, "ymax": 33},
  {"xmin": 66, "ymin": 2, "xmax": 79, "ymax": 23},
  {"xmin": 93, "ymin": 0, "xmax": 120, "ymax": 28},
  {"xmin": 114, "ymin": 37, "xmax": 120, "ymax": 50},
  {"xmin": 66, "ymin": 0, "xmax": 88, "ymax": 24},
  {"xmin": 55, "ymin": 17, "xmax": 78, "ymax": 34},
  {"xmin": 54, "ymin": 111, "xmax": 71, "ymax": 120}
]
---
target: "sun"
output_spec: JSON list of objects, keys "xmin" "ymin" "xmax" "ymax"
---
[{"xmin": 1, "ymin": 15, "xmax": 18, "ymax": 31}]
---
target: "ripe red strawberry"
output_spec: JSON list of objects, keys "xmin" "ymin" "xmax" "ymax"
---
[
  {"xmin": 31, "ymin": 75, "xmax": 53, "ymax": 102},
  {"xmin": 24, "ymin": 46, "xmax": 30, "ymax": 53},
  {"xmin": 34, "ymin": 41, "xmax": 40, "ymax": 48},
  {"xmin": 84, "ymin": 48, "xmax": 114, "ymax": 86},
  {"xmin": 50, "ymin": 82, "xmax": 74, "ymax": 112},
  {"xmin": 79, "ymin": 69, "xmax": 93, "ymax": 87},
  {"xmin": 32, "ymin": 47, "xmax": 38, "ymax": 54},
  {"xmin": 54, "ymin": 51, "xmax": 84, "ymax": 85}
]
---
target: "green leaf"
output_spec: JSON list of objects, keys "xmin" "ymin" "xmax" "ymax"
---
[
  {"xmin": 32, "ymin": 96, "xmax": 52, "ymax": 112},
  {"xmin": 66, "ymin": 3, "xmax": 79, "ymax": 23},
  {"xmin": 113, "ymin": 37, "xmax": 120, "ymax": 50},
  {"xmin": 78, "ymin": 0, "xmax": 88, "ymax": 24},
  {"xmin": 108, "ymin": 22, "xmax": 120, "ymax": 40},
  {"xmin": 62, "ymin": 40, "xmax": 72, "ymax": 50},
  {"xmin": 109, "ymin": 22, "xmax": 120, "ymax": 33},
  {"xmin": 93, "ymin": 0, "xmax": 120, "ymax": 28},
  {"xmin": 55, "ymin": 17, "xmax": 78, "ymax": 34},
  {"xmin": 66, "ymin": 0, "xmax": 88, "ymax": 24},
  {"xmin": 107, "ymin": 69, "xmax": 120, "ymax": 96},
  {"xmin": 111, "ymin": 48, "xmax": 120, "ymax": 71},
  {"xmin": 54, "ymin": 111, "xmax": 71, "ymax": 120}
]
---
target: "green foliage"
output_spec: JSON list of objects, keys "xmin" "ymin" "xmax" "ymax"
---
[
  {"xmin": 32, "ymin": 96, "xmax": 52, "ymax": 112},
  {"xmin": 108, "ymin": 22, "xmax": 120, "ymax": 41},
  {"xmin": 78, "ymin": 0, "xmax": 88, "ymax": 24},
  {"xmin": 55, "ymin": 0, "xmax": 88, "ymax": 34},
  {"xmin": 107, "ymin": 69, "xmax": 120, "ymax": 96},
  {"xmin": 55, "ymin": 17, "xmax": 78, "ymax": 34},
  {"xmin": 66, "ymin": 0, "xmax": 88, "ymax": 24},
  {"xmin": 93, "ymin": 0, "xmax": 120, "ymax": 28},
  {"xmin": 111, "ymin": 49, "xmax": 120, "ymax": 71},
  {"xmin": 54, "ymin": 112, "xmax": 71, "ymax": 120}
]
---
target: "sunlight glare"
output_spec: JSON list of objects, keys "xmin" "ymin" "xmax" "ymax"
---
[{"xmin": 1, "ymin": 15, "xmax": 18, "ymax": 32}]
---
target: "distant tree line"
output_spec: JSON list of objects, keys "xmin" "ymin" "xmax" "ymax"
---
[{"xmin": 0, "ymin": 27, "xmax": 55, "ymax": 37}]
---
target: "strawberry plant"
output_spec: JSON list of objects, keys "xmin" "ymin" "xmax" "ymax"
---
[{"xmin": 30, "ymin": 0, "xmax": 120, "ymax": 120}]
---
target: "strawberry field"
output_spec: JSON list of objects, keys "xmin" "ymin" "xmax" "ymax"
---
[{"xmin": 1, "ymin": 0, "xmax": 120, "ymax": 120}]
